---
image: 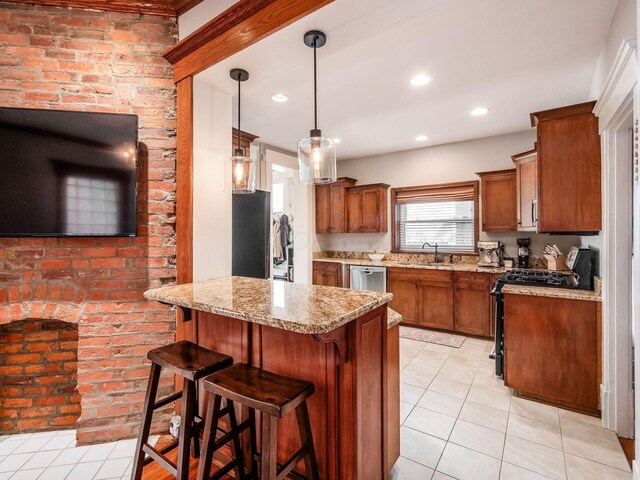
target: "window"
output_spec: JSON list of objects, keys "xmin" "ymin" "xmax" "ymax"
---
[{"xmin": 392, "ymin": 181, "xmax": 478, "ymax": 253}]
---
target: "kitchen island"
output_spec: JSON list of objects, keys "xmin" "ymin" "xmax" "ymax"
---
[{"xmin": 144, "ymin": 276, "xmax": 399, "ymax": 480}]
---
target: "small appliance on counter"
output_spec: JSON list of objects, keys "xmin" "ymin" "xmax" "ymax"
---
[
  {"xmin": 490, "ymin": 248, "xmax": 595, "ymax": 377},
  {"xmin": 477, "ymin": 241, "xmax": 503, "ymax": 267},
  {"xmin": 516, "ymin": 238, "xmax": 531, "ymax": 268}
]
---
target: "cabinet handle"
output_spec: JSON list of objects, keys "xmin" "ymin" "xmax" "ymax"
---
[{"xmin": 531, "ymin": 201, "xmax": 535, "ymax": 225}]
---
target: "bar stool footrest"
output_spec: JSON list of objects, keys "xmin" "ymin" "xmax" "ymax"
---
[
  {"xmin": 142, "ymin": 443, "xmax": 177, "ymax": 476},
  {"xmin": 153, "ymin": 391, "xmax": 182, "ymax": 410}
]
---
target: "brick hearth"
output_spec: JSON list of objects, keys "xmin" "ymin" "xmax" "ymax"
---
[{"xmin": 0, "ymin": 2, "xmax": 179, "ymax": 444}]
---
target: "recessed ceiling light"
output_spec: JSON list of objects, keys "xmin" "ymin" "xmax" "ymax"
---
[
  {"xmin": 271, "ymin": 93, "xmax": 288, "ymax": 103},
  {"xmin": 415, "ymin": 135, "xmax": 429, "ymax": 142},
  {"xmin": 333, "ymin": 138, "xmax": 341, "ymax": 144},
  {"xmin": 471, "ymin": 106, "xmax": 490, "ymax": 116},
  {"xmin": 410, "ymin": 74, "xmax": 431, "ymax": 86}
]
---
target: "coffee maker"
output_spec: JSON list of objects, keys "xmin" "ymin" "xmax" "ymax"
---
[
  {"xmin": 477, "ymin": 241, "xmax": 503, "ymax": 267},
  {"xmin": 517, "ymin": 238, "xmax": 531, "ymax": 268}
]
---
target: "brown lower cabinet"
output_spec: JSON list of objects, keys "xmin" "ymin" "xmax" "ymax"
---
[
  {"xmin": 503, "ymin": 293, "xmax": 599, "ymax": 414},
  {"xmin": 388, "ymin": 268, "xmax": 493, "ymax": 337},
  {"xmin": 312, "ymin": 261, "xmax": 344, "ymax": 287}
]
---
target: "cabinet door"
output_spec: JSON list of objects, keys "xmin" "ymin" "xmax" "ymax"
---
[
  {"xmin": 387, "ymin": 277, "xmax": 420, "ymax": 325},
  {"xmin": 362, "ymin": 188, "xmax": 383, "ymax": 232},
  {"xmin": 315, "ymin": 185, "xmax": 331, "ymax": 233},
  {"xmin": 419, "ymin": 281, "xmax": 454, "ymax": 330},
  {"xmin": 329, "ymin": 182, "xmax": 348, "ymax": 233},
  {"xmin": 454, "ymin": 283, "xmax": 491, "ymax": 336},
  {"xmin": 481, "ymin": 171, "xmax": 516, "ymax": 232},
  {"xmin": 312, "ymin": 262, "xmax": 326, "ymax": 285},
  {"xmin": 516, "ymin": 155, "xmax": 537, "ymax": 231},
  {"xmin": 537, "ymin": 114, "xmax": 601, "ymax": 232},
  {"xmin": 324, "ymin": 263, "xmax": 341, "ymax": 287},
  {"xmin": 347, "ymin": 190, "xmax": 363, "ymax": 232}
]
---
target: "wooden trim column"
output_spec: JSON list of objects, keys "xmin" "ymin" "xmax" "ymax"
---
[{"xmin": 175, "ymin": 77, "xmax": 194, "ymax": 341}]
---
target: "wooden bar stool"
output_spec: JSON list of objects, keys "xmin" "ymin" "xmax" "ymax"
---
[
  {"xmin": 132, "ymin": 341, "xmax": 233, "ymax": 480},
  {"xmin": 198, "ymin": 363, "xmax": 319, "ymax": 480}
]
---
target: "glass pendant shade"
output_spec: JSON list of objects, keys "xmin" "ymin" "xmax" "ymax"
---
[
  {"xmin": 231, "ymin": 149, "xmax": 255, "ymax": 194},
  {"xmin": 298, "ymin": 130, "xmax": 336, "ymax": 184}
]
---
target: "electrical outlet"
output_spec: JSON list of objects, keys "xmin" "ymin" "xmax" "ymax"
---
[{"xmin": 368, "ymin": 241, "xmax": 374, "ymax": 250}]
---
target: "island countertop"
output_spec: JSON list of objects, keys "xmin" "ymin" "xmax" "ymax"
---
[{"xmin": 144, "ymin": 276, "xmax": 393, "ymax": 334}]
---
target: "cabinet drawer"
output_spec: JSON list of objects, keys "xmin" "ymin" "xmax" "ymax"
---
[
  {"xmin": 389, "ymin": 267, "xmax": 453, "ymax": 283},
  {"xmin": 454, "ymin": 271, "xmax": 490, "ymax": 285}
]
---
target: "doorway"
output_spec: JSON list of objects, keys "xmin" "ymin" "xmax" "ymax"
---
[{"xmin": 271, "ymin": 164, "xmax": 295, "ymax": 282}]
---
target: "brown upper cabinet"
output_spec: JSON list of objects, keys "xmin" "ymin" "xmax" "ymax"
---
[
  {"xmin": 315, "ymin": 177, "xmax": 356, "ymax": 233},
  {"xmin": 511, "ymin": 149, "xmax": 538, "ymax": 232},
  {"xmin": 477, "ymin": 169, "xmax": 517, "ymax": 232},
  {"xmin": 530, "ymin": 101, "xmax": 602, "ymax": 233},
  {"xmin": 347, "ymin": 184, "xmax": 390, "ymax": 233}
]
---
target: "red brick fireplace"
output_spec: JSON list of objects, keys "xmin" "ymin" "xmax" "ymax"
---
[{"xmin": 0, "ymin": 2, "xmax": 179, "ymax": 444}]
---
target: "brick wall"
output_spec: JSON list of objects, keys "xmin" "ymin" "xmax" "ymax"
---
[
  {"xmin": 0, "ymin": 319, "xmax": 81, "ymax": 434},
  {"xmin": 0, "ymin": 2, "xmax": 178, "ymax": 444}
]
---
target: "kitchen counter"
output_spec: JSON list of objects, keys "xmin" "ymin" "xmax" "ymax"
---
[
  {"xmin": 502, "ymin": 284, "xmax": 602, "ymax": 302},
  {"xmin": 145, "ymin": 276, "xmax": 398, "ymax": 478},
  {"xmin": 144, "ymin": 276, "xmax": 392, "ymax": 334},
  {"xmin": 314, "ymin": 257, "xmax": 506, "ymax": 274}
]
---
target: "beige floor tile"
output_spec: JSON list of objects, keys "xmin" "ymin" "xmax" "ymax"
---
[
  {"xmin": 421, "ymin": 343, "xmax": 456, "ymax": 355},
  {"xmin": 500, "ymin": 462, "xmax": 554, "ymax": 480},
  {"xmin": 405, "ymin": 356, "xmax": 444, "ymax": 376},
  {"xmin": 415, "ymin": 347, "xmax": 451, "ymax": 364},
  {"xmin": 564, "ymin": 453, "xmax": 632, "ymax": 480},
  {"xmin": 458, "ymin": 401, "xmax": 509, "ymax": 432},
  {"xmin": 401, "ymin": 369, "xmax": 435, "ymax": 389},
  {"xmin": 400, "ymin": 426, "xmax": 446, "ymax": 469},
  {"xmin": 466, "ymin": 385, "xmax": 511, "ymax": 411},
  {"xmin": 503, "ymin": 435, "xmax": 566, "ymax": 480},
  {"xmin": 389, "ymin": 456, "xmax": 435, "ymax": 480},
  {"xmin": 400, "ymin": 338, "xmax": 427, "ymax": 357},
  {"xmin": 472, "ymin": 370, "xmax": 510, "ymax": 393},
  {"xmin": 428, "ymin": 376, "xmax": 471, "ymax": 400},
  {"xmin": 400, "ymin": 354, "xmax": 415, "ymax": 370},
  {"xmin": 400, "ymin": 402, "xmax": 414, "ymax": 424},
  {"xmin": 507, "ymin": 413, "xmax": 563, "ymax": 450},
  {"xmin": 436, "ymin": 443, "xmax": 501, "ymax": 480},
  {"xmin": 431, "ymin": 472, "xmax": 456, "ymax": 480},
  {"xmin": 558, "ymin": 409, "xmax": 614, "ymax": 440},
  {"xmin": 449, "ymin": 419, "xmax": 505, "ymax": 459},
  {"xmin": 404, "ymin": 406, "xmax": 456, "ymax": 440},
  {"xmin": 509, "ymin": 397, "xmax": 559, "ymax": 427},
  {"xmin": 436, "ymin": 364, "xmax": 476, "ymax": 384},
  {"xmin": 417, "ymin": 390, "xmax": 464, "ymax": 418},
  {"xmin": 561, "ymin": 422, "xmax": 630, "ymax": 472},
  {"xmin": 400, "ymin": 383, "xmax": 425, "ymax": 405}
]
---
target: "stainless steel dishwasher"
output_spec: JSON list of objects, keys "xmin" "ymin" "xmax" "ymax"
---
[{"xmin": 349, "ymin": 265, "xmax": 387, "ymax": 292}]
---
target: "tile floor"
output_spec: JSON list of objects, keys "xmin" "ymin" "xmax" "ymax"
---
[
  {"xmin": 0, "ymin": 429, "xmax": 158, "ymax": 480},
  {"xmin": 390, "ymin": 336, "xmax": 632, "ymax": 480},
  {"xmin": 0, "ymin": 336, "xmax": 632, "ymax": 480}
]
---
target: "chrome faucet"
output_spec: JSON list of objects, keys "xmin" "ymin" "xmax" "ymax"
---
[{"xmin": 421, "ymin": 242, "xmax": 443, "ymax": 263}]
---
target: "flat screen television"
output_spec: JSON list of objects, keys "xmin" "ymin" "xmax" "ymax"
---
[{"xmin": 0, "ymin": 107, "xmax": 138, "ymax": 237}]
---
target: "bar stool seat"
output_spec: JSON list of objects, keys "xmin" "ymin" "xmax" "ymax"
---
[
  {"xmin": 132, "ymin": 341, "xmax": 233, "ymax": 480},
  {"xmin": 198, "ymin": 363, "xmax": 319, "ymax": 480}
]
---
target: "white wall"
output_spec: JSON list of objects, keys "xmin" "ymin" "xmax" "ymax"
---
[
  {"xmin": 319, "ymin": 130, "xmax": 596, "ymax": 261},
  {"xmin": 589, "ymin": 0, "xmax": 637, "ymax": 99},
  {"xmin": 178, "ymin": 0, "xmax": 238, "ymax": 40},
  {"xmin": 192, "ymin": 78, "xmax": 233, "ymax": 281}
]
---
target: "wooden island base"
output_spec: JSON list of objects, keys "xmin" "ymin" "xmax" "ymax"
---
[{"xmin": 181, "ymin": 304, "xmax": 397, "ymax": 480}]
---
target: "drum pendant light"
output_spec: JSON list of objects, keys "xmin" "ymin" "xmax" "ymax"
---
[
  {"xmin": 297, "ymin": 30, "xmax": 336, "ymax": 185},
  {"xmin": 230, "ymin": 68, "xmax": 255, "ymax": 194}
]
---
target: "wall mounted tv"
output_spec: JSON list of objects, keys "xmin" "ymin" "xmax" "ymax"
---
[{"xmin": 0, "ymin": 107, "xmax": 138, "ymax": 237}]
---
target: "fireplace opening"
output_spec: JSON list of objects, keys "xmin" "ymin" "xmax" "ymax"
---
[{"xmin": 0, "ymin": 319, "xmax": 80, "ymax": 435}]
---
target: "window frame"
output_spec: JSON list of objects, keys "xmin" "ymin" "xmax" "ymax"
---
[{"xmin": 390, "ymin": 180, "xmax": 479, "ymax": 254}]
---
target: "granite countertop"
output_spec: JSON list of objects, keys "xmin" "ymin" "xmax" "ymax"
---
[
  {"xmin": 502, "ymin": 284, "xmax": 602, "ymax": 302},
  {"xmin": 314, "ymin": 257, "xmax": 506, "ymax": 274},
  {"xmin": 387, "ymin": 308, "xmax": 402, "ymax": 329},
  {"xmin": 144, "ymin": 276, "xmax": 393, "ymax": 334}
]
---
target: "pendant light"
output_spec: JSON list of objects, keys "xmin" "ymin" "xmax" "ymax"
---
[
  {"xmin": 230, "ymin": 68, "xmax": 255, "ymax": 194},
  {"xmin": 297, "ymin": 30, "xmax": 336, "ymax": 185}
]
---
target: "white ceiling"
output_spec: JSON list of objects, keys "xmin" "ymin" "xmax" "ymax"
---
[{"xmin": 195, "ymin": 0, "xmax": 618, "ymax": 159}]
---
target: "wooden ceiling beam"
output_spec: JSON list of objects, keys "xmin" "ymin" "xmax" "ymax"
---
[
  {"xmin": 164, "ymin": 0, "xmax": 334, "ymax": 83},
  {"xmin": 173, "ymin": 0, "xmax": 205, "ymax": 16},
  {"xmin": 2, "ymin": 0, "xmax": 177, "ymax": 16}
]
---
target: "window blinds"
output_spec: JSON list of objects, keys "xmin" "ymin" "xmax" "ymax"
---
[{"xmin": 395, "ymin": 183, "xmax": 476, "ymax": 252}]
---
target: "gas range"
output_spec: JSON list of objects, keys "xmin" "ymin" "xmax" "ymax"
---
[{"xmin": 499, "ymin": 269, "xmax": 579, "ymax": 289}]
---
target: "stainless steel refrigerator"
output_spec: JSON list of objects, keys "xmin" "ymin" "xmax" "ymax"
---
[{"xmin": 232, "ymin": 190, "xmax": 270, "ymax": 279}]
